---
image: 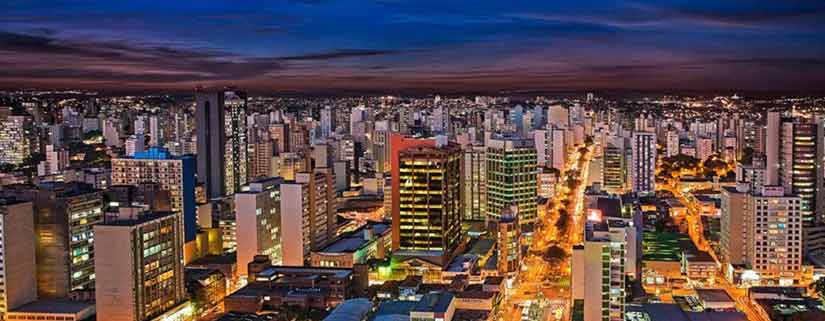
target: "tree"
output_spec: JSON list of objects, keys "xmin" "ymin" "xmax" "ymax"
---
[
  {"xmin": 815, "ymin": 277, "xmax": 825, "ymax": 301},
  {"xmin": 543, "ymin": 245, "xmax": 567, "ymax": 264}
]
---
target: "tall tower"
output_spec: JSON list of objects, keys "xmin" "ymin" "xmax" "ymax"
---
[
  {"xmin": 392, "ymin": 141, "xmax": 462, "ymax": 266},
  {"xmin": 94, "ymin": 211, "xmax": 185, "ymax": 321},
  {"xmin": 486, "ymin": 135, "xmax": 538, "ymax": 225},
  {"xmin": 0, "ymin": 199, "xmax": 37, "ymax": 317},
  {"xmin": 235, "ymin": 177, "xmax": 283, "ymax": 277},
  {"xmin": 778, "ymin": 117, "xmax": 825, "ymax": 255},
  {"xmin": 496, "ymin": 204, "xmax": 520, "ymax": 276},
  {"xmin": 461, "ymin": 145, "xmax": 486, "ymax": 223},
  {"xmin": 111, "ymin": 147, "xmax": 197, "ymax": 244},
  {"xmin": 631, "ymin": 131, "xmax": 656, "ymax": 194},
  {"xmin": 196, "ymin": 89, "xmax": 248, "ymax": 198}
]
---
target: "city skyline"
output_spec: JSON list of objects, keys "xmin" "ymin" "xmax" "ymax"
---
[{"xmin": 2, "ymin": 1, "xmax": 825, "ymax": 94}]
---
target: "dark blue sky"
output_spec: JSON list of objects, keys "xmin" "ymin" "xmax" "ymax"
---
[{"xmin": 2, "ymin": 0, "xmax": 824, "ymax": 93}]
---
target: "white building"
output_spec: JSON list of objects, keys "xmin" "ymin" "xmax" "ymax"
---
[
  {"xmin": 0, "ymin": 199, "xmax": 37, "ymax": 318},
  {"xmin": 235, "ymin": 177, "xmax": 283, "ymax": 278},
  {"xmin": 572, "ymin": 218, "xmax": 628, "ymax": 321},
  {"xmin": 745, "ymin": 186, "xmax": 803, "ymax": 284},
  {"xmin": 631, "ymin": 131, "xmax": 656, "ymax": 194}
]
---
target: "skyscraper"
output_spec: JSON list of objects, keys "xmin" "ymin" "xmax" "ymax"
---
[
  {"xmin": 0, "ymin": 182, "xmax": 103, "ymax": 299},
  {"xmin": 0, "ymin": 198, "xmax": 37, "ymax": 318},
  {"xmin": 486, "ymin": 136, "xmax": 538, "ymax": 225},
  {"xmin": 111, "ymin": 147, "xmax": 197, "ymax": 244},
  {"xmin": 779, "ymin": 117, "xmax": 825, "ymax": 254},
  {"xmin": 0, "ymin": 108, "xmax": 30, "ymax": 165},
  {"xmin": 745, "ymin": 186, "xmax": 803, "ymax": 284},
  {"xmin": 94, "ymin": 211, "xmax": 186, "ymax": 321},
  {"xmin": 196, "ymin": 89, "xmax": 248, "ymax": 198},
  {"xmin": 631, "ymin": 131, "xmax": 656, "ymax": 194},
  {"xmin": 496, "ymin": 204, "xmax": 520, "ymax": 276},
  {"xmin": 461, "ymin": 145, "xmax": 486, "ymax": 223},
  {"xmin": 235, "ymin": 177, "xmax": 283, "ymax": 277},
  {"xmin": 392, "ymin": 141, "xmax": 462, "ymax": 266},
  {"xmin": 602, "ymin": 143, "xmax": 625, "ymax": 193},
  {"xmin": 572, "ymin": 218, "xmax": 628, "ymax": 321}
]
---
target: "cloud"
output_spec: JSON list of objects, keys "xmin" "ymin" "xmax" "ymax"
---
[
  {"xmin": 277, "ymin": 49, "xmax": 400, "ymax": 61},
  {"xmin": 0, "ymin": 30, "xmax": 284, "ymax": 84}
]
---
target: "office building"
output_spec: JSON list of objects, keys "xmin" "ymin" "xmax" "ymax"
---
[
  {"xmin": 745, "ymin": 186, "xmax": 803, "ymax": 284},
  {"xmin": 572, "ymin": 219, "xmax": 627, "ymax": 321},
  {"xmin": 486, "ymin": 136, "xmax": 537, "ymax": 225},
  {"xmin": 496, "ymin": 205, "xmax": 520, "ymax": 276},
  {"xmin": 235, "ymin": 177, "xmax": 283, "ymax": 278},
  {"xmin": 461, "ymin": 145, "xmax": 486, "ymax": 222},
  {"xmin": 94, "ymin": 211, "xmax": 186, "ymax": 321},
  {"xmin": 0, "ymin": 198, "xmax": 38, "ymax": 318},
  {"xmin": 111, "ymin": 147, "xmax": 197, "ymax": 244},
  {"xmin": 720, "ymin": 185, "xmax": 748, "ymax": 266},
  {"xmin": 393, "ymin": 140, "xmax": 462, "ymax": 266},
  {"xmin": 0, "ymin": 182, "xmax": 103, "ymax": 299},
  {"xmin": 247, "ymin": 131, "xmax": 274, "ymax": 181},
  {"xmin": 0, "ymin": 111, "xmax": 30, "ymax": 165},
  {"xmin": 296, "ymin": 170, "xmax": 337, "ymax": 251},
  {"xmin": 196, "ymin": 89, "xmax": 248, "ymax": 198},
  {"xmin": 311, "ymin": 222, "xmax": 391, "ymax": 268},
  {"xmin": 280, "ymin": 181, "xmax": 313, "ymax": 266},
  {"xmin": 779, "ymin": 118, "xmax": 825, "ymax": 254},
  {"xmin": 602, "ymin": 144, "xmax": 624, "ymax": 193},
  {"xmin": 631, "ymin": 131, "xmax": 656, "ymax": 194}
]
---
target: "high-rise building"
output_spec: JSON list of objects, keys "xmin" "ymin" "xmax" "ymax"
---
[
  {"xmin": 0, "ymin": 198, "xmax": 38, "ymax": 318},
  {"xmin": 94, "ymin": 211, "xmax": 185, "ymax": 321},
  {"xmin": 602, "ymin": 143, "xmax": 625, "ymax": 193},
  {"xmin": 486, "ymin": 136, "xmax": 537, "ymax": 225},
  {"xmin": 0, "ymin": 182, "xmax": 103, "ymax": 299},
  {"xmin": 779, "ymin": 118, "xmax": 825, "ymax": 254},
  {"xmin": 0, "ymin": 110, "xmax": 30, "ymax": 165},
  {"xmin": 720, "ymin": 185, "xmax": 748, "ymax": 266},
  {"xmin": 111, "ymin": 147, "xmax": 197, "ymax": 243},
  {"xmin": 572, "ymin": 219, "xmax": 627, "ymax": 321},
  {"xmin": 496, "ymin": 205, "xmax": 520, "ymax": 276},
  {"xmin": 696, "ymin": 135, "xmax": 714, "ymax": 161},
  {"xmin": 235, "ymin": 177, "xmax": 283, "ymax": 277},
  {"xmin": 280, "ymin": 181, "xmax": 311, "ymax": 266},
  {"xmin": 296, "ymin": 170, "xmax": 337, "ymax": 254},
  {"xmin": 765, "ymin": 111, "xmax": 781, "ymax": 185},
  {"xmin": 461, "ymin": 145, "xmax": 486, "ymax": 223},
  {"xmin": 745, "ymin": 186, "xmax": 803, "ymax": 284},
  {"xmin": 537, "ymin": 166, "xmax": 558, "ymax": 199},
  {"xmin": 631, "ymin": 131, "xmax": 656, "ymax": 194},
  {"xmin": 196, "ymin": 89, "xmax": 248, "ymax": 198},
  {"xmin": 248, "ymin": 130, "xmax": 274, "ymax": 181},
  {"xmin": 268, "ymin": 123, "xmax": 289, "ymax": 154},
  {"xmin": 320, "ymin": 106, "xmax": 335, "ymax": 139},
  {"xmin": 393, "ymin": 141, "xmax": 462, "ymax": 266},
  {"xmin": 665, "ymin": 129, "xmax": 680, "ymax": 157}
]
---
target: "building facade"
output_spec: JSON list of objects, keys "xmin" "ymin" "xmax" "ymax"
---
[
  {"xmin": 94, "ymin": 211, "xmax": 185, "ymax": 321},
  {"xmin": 196, "ymin": 90, "xmax": 248, "ymax": 198},
  {"xmin": 485, "ymin": 136, "xmax": 538, "ymax": 225},
  {"xmin": 235, "ymin": 177, "xmax": 283, "ymax": 278}
]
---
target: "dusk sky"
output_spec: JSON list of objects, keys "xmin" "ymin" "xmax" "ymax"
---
[{"xmin": 2, "ymin": 0, "xmax": 825, "ymax": 94}]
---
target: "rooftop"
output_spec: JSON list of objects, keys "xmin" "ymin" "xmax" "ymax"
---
[
  {"xmin": 412, "ymin": 292, "xmax": 454, "ymax": 313},
  {"xmin": 323, "ymin": 299, "xmax": 372, "ymax": 321},
  {"xmin": 99, "ymin": 211, "xmax": 176, "ymax": 226},
  {"xmin": 643, "ymin": 231, "xmax": 691, "ymax": 262},
  {"xmin": 318, "ymin": 222, "xmax": 391, "ymax": 253},
  {"xmin": 695, "ymin": 288, "xmax": 734, "ymax": 304},
  {"xmin": 10, "ymin": 299, "xmax": 94, "ymax": 315}
]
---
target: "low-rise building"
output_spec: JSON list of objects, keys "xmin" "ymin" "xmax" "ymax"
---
[{"xmin": 311, "ymin": 222, "xmax": 391, "ymax": 268}]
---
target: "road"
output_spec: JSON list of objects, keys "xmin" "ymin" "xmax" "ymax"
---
[
  {"xmin": 497, "ymin": 143, "xmax": 593, "ymax": 321},
  {"xmin": 658, "ymin": 162, "xmax": 768, "ymax": 321}
]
